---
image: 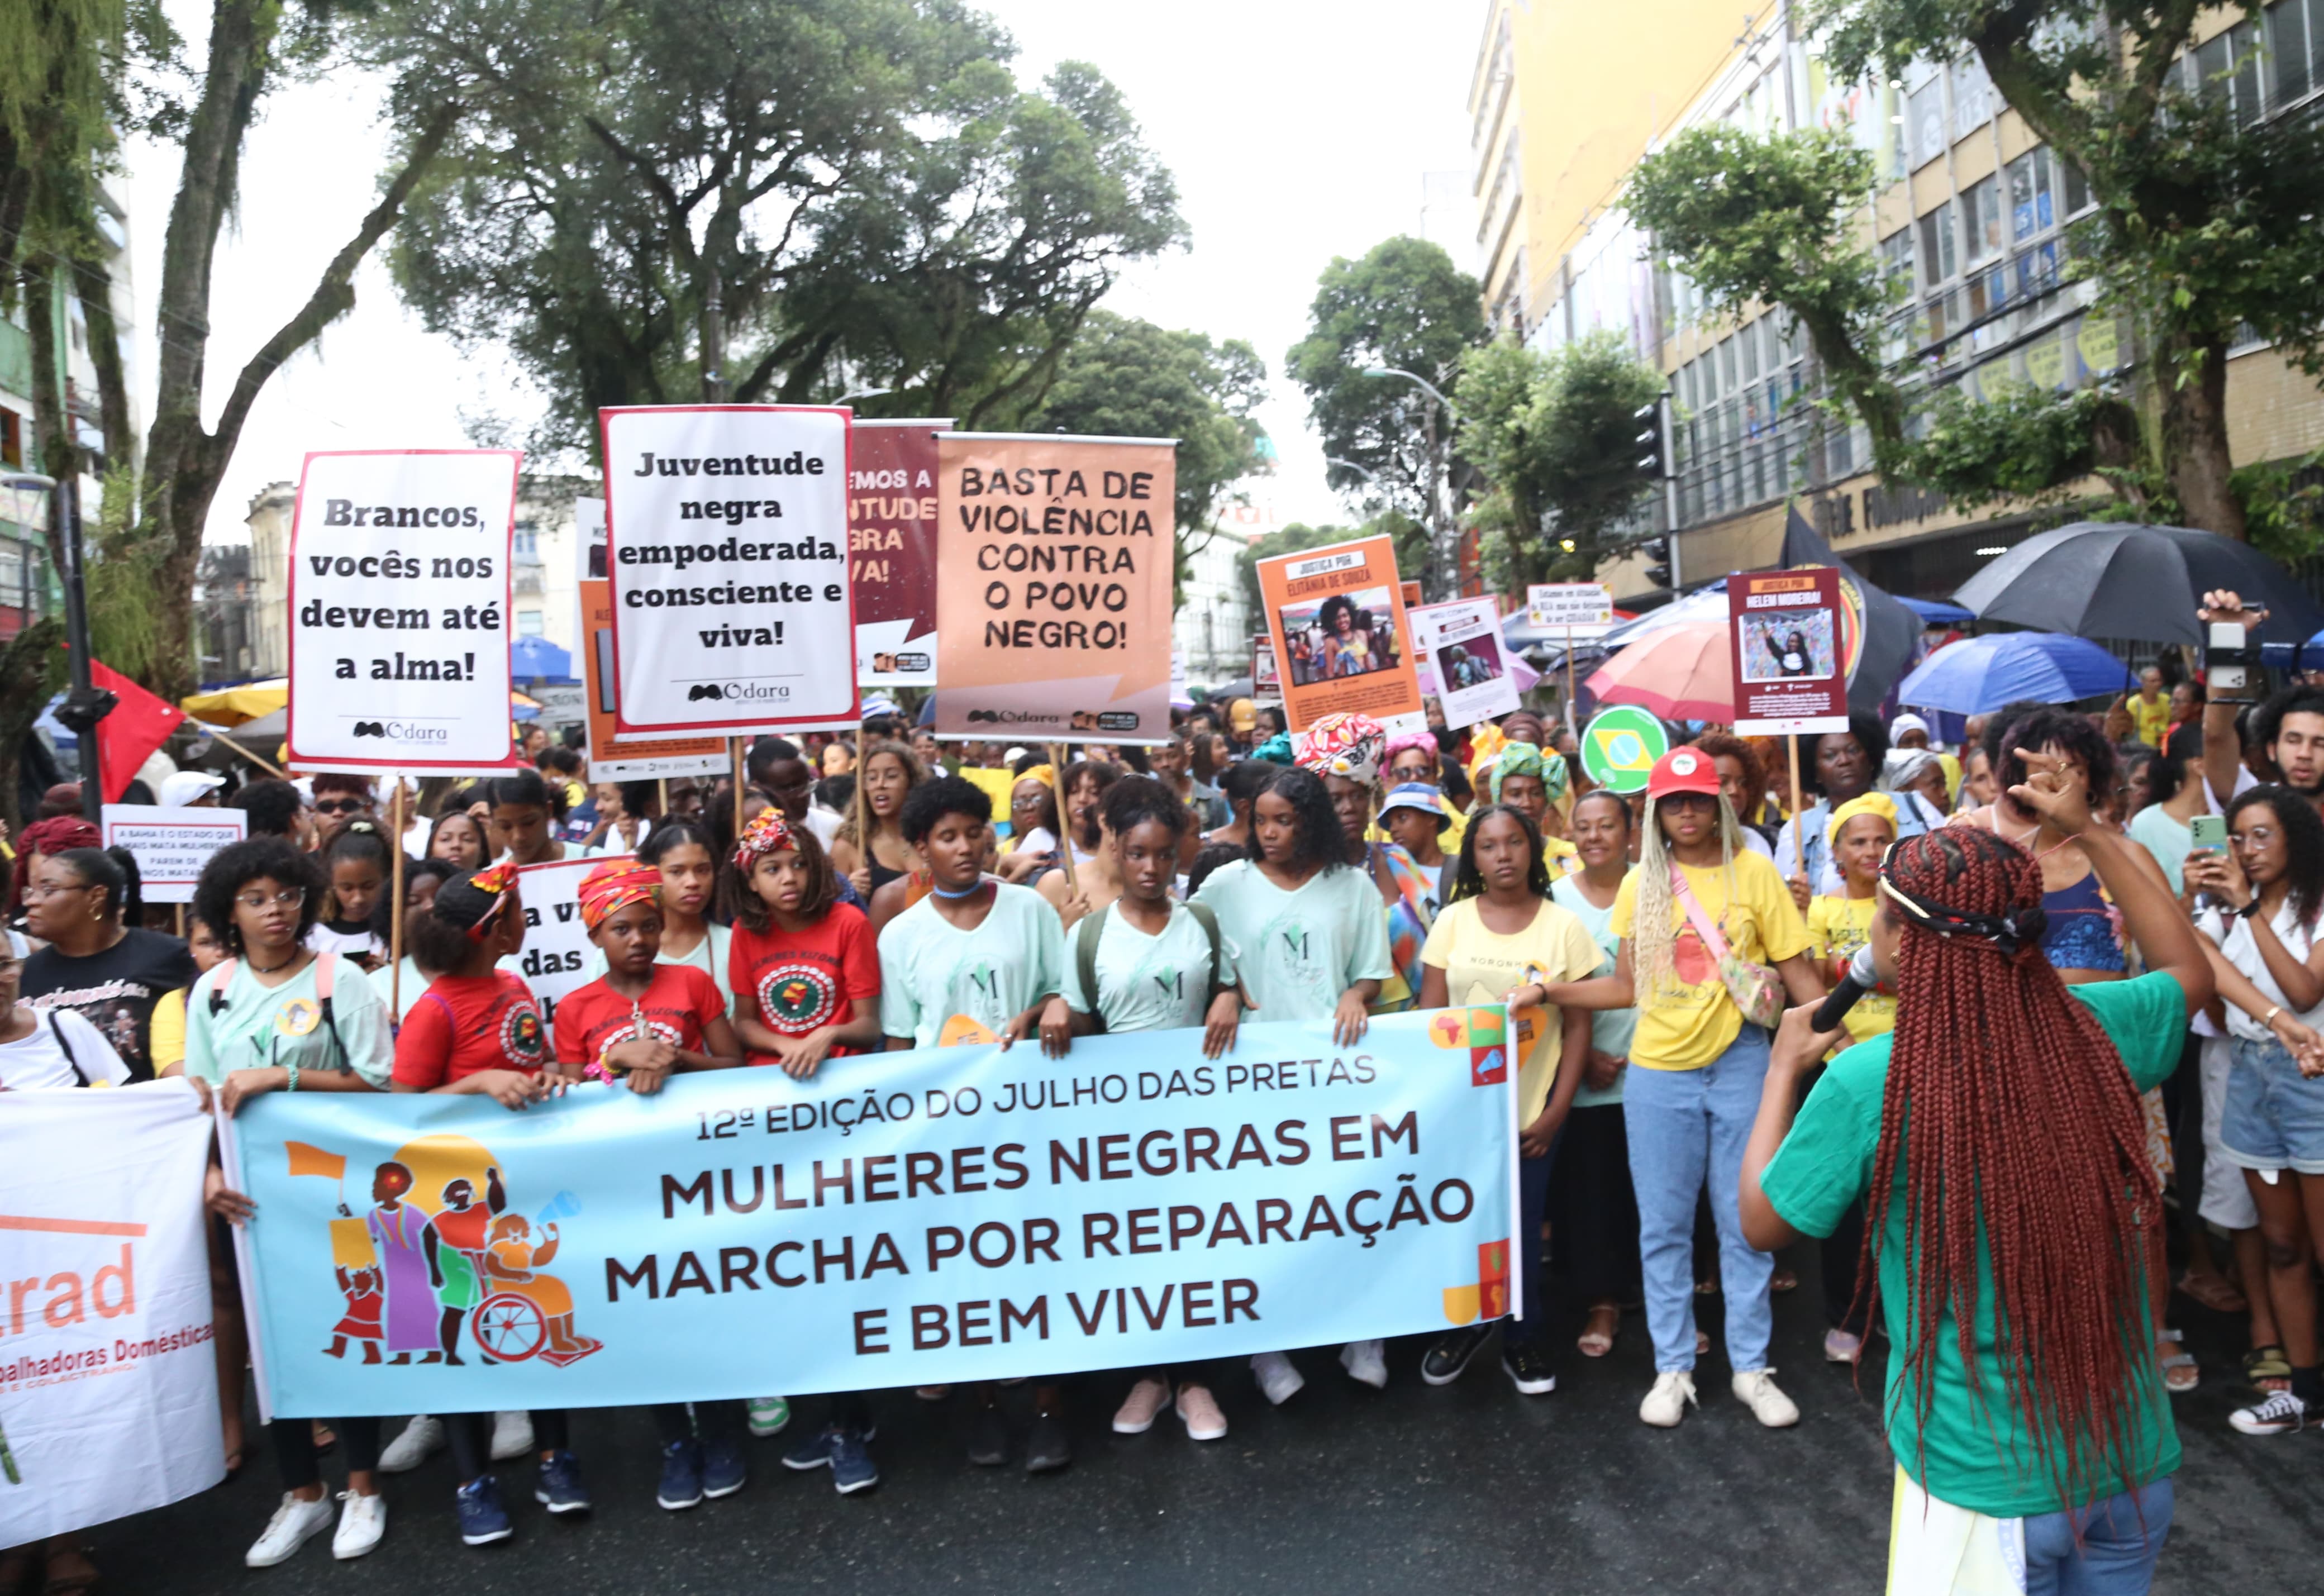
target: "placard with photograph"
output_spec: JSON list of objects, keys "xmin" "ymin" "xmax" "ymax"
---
[
  {"xmin": 1408, "ymin": 597, "xmax": 1518, "ymax": 728},
  {"xmin": 1728, "ymin": 566, "xmax": 1850, "ymax": 735}
]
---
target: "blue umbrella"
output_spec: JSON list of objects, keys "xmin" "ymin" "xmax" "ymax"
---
[
  {"xmin": 509, "ymin": 636, "xmax": 572, "ymax": 680},
  {"xmin": 1898, "ymin": 596, "xmax": 1973, "ymax": 626},
  {"xmin": 1897, "ymin": 633, "xmax": 2132, "ymax": 716}
]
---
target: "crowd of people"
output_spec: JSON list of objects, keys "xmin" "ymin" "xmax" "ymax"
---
[{"xmin": 9, "ymin": 594, "xmax": 2322, "ymax": 1590}]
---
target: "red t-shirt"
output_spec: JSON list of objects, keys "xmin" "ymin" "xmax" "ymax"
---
[
  {"xmin": 727, "ymin": 904, "xmax": 879, "ymax": 1066},
  {"xmin": 554, "ymin": 963, "xmax": 725, "ymax": 1082},
  {"xmin": 392, "ymin": 970, "xmax": 550, "ymax": 1089}
]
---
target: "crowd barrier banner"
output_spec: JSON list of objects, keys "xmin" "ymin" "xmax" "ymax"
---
[
  {"xmin": 99, "ymin": 805, "xmax": 247, "ymax": 904},
  {"xmin": 0, "ymin": 1085, "xmax": 222, "ymax": 1546},
  {"xmin": 283, "ymin": 449, "xmax": 526, "ymax": 775},
  {"xmin": 851, "ymin": 420, "xmax": 948, "ymax": 688},
  {"xmin": 932, "ymin": 432, "xmax": 1176, "ymax": 745},
  {"xmin": 599, "ymin": 404, "xmax": 859, "ymax": 736},
  {"xmin": 226, "ymin": 1010, "xmax": 1520, "ymax": 1417},
  {"xmin": 1254, "ymin": 534, "xmax": 1425, "ymax": 735}
]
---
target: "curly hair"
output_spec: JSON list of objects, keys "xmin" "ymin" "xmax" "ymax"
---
[
  {"xmin": 193, "ymin": 836, "xmax": 327, "ymax": 957},
  {"xmin": 729, "ymin": 818, "xmax": 839, "ymax": 933},
  {"xmin": 901, "ymin": 774, "xmax": 992, "ymax": 844},
  {"xmin": 1447, "ymin": 803, "xmax": 1551, "ymax": 903},
  {"xmin": 1805, "ymin": 711, "xmax": 1890, "ymax": 798},
  {"xmin": 1996, "ymin": 707, "xmax": 2117, "ymax": 813},
  {"xmin": 1247, "ymin": 766, "xmax": 1347, "ymax": 876},
  {"xmin": 837, "ymin": 741, "xmax": 927, "ymax": 848},
  {"xmin": 1691, "ymin": 731, "xmax": 1765, "ymax": 818},
  {"xmin": 2227, "ymin": 784, "xmax": 2324, "ymax": 928},
  {"xmin": 1101, "ymin": 774, "xmax": 1189, "ymax": 842}
]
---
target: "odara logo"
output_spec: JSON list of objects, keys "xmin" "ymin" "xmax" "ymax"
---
[{"xmin": 285, "ymin": 1133, "xmax": 599, "ymax": 1371}]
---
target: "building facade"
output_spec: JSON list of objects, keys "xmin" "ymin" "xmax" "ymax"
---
[{"xmin": 1471, "ymin": 0, "xmax": 2324, "ymax": 604}]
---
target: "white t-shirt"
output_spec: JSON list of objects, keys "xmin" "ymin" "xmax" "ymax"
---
[
  {"xmin": 0, "ymin": 1006, "xmax": 130, "ymax": 1090},
  {"xmin": 1192, "ymin": 859, "xmax": 1393, "ymax": 1024},
  {"xmin": 307, "ymin": 920, "xmax": 385, "ymax": 964},
  {"xmin": 878, "ymin": 884, "xmax": 1065, "ymax": 1048},
  {"xmin": 1061, "ymin": 903, "xmax": 1237, "ymax": 1034},
  {"xmin": 2198, "ymin": 900, "xmax": 2324, "ymax": 1040},
  {"xmin": 804, "ymin": 807, "xmax": 843, "ymax": 847}
]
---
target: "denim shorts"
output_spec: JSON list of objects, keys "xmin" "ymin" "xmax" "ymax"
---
[{"xmin": 2222, "ymin": 1035, "xmax": 2324, "ymax": 1176}]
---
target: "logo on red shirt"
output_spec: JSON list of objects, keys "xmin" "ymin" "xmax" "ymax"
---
[
  {"xmin": 499, "ymin": 1002, "xmax": 547, "ymax": 1065},
  {"xmin": 759, "ymin": 962, "xmax": 838, "ymax": 1031}
]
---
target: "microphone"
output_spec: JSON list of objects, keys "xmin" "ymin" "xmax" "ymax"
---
[{"xmin": 1812, "ymin": 946, "xmax": 1879, "ymax": 1035}]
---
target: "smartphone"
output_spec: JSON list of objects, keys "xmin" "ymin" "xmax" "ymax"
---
[{"xmin": 2190, "ymin": 814, "xmax": 2227, "ymax": 851}]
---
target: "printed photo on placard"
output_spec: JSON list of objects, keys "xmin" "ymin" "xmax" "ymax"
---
[
  {"xmin": 1278, "ymin": 587, "xmax": 1404, "ymax": 687},
  {"xmin": 1728, "ymin": 566, "xmax": 1849, "ymax": 736},
  {"xmin": 1737, "ymin": 609, "xmax": 1837, "ymax": 684},
  {"xmin": 1409, "ymin": 597, "xmax": 1518, "ymax": 729},
  {"xmin": 851, "ymin": 419, "xmax": 946, "ymax": 687},
  {"xmin": 1253, "ymin": 533, "xmax": 1425, "ymax": 735},
  {"xmin": 1253, "ymin": 636, "xmax": 1281, "ymax": 700}
]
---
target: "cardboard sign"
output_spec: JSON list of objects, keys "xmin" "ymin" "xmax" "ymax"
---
[
  {"xmin": 850, "ymin": 420, "xmax": 947, "ymax": 686},
  {"xmin": 284, "ymin": 450, "xmax": 525, "ymax": 774},
  {"xmin": 1253, "ymin": 534, "xmax": 1425, "ymax": 735},
  {"xmin": 1730, "ymin": 566, "xmax": 1850, "ymax": 735},
  {"xmin": 1527, "ymin": 582, "xmax": 1615, "ymax": 634},
  {"xmin": 932, "ymin": 433, "xmax": 1175, "ymax": 744},
  {"xmin": 1579, "ymin": 706, "xmax": 1669, "ymax": 793},
  {"xmin": 1408, "ymin": 598, "xmax": 1518, "ymax": 730},
  {"xmin": 100, "ymin": 805, "xmax": 247, "ymax": 903},
  {"xmin": 600, "ymin": 404, "xmax": 859, "ymax": 735},
  {"xmin": 579, "ymin": 578, "xmax": 727, "ymax": 782},
  {"xmin": 1252, "ymin": 635, "xmax": 1281, "ymax": 702}
]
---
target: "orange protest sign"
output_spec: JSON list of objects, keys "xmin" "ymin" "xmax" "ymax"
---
[
  {"xmin": 1253, "ymin": 534, "xmax": 1426, "ymax": 733},
  {"xmin": 580, "ymin": 578, "xmax": 727, "ymax": 781},
  {"xmin": 932, "ymin": 433, "xmax": 1175, "ymax": 744}
]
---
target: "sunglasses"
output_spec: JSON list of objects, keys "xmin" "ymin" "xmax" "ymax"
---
[{"xmin": 314, "ymin": 798, "xmax": 367, "ymax": 816}]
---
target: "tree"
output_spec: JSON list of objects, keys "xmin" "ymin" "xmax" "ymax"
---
[
  {"xmin": 1023, "ymin": 310, "xmax": 1269, "ymax": 595},
  {"xmin": 1811, "ymin": 0, "xmax": 2324, "ymax": 539},
  {"xmin": 389, "ymin": 1, "xmax": 1182, "ymax": 453},
  {"xmin": 1627, "ymin": 123, "xmax": 1905, "ymax": 461},
  {"xmin": 1285, "ymin": 237, "xmax": 1483, "ymax": 598},
  {"xmin": 1455, "ymin": 332, "xmax": 1666, "ymax": 589}
]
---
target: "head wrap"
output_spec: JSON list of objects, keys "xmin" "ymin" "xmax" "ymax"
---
[
  {"xmin": 1883, "ymin": 748, "xmax": 1941, "ymax": 793},
  {"xmin": 1381, "ymin": 730, "xmax": 1440, "ymax": 775},
  {"xmin": 1826, "ymin": 790, "xmax": 1899, "ymax": 847},
  {"xmin": 1489, "ymin": 742, "xmax": 1546, "ymax": 803},
  {"xmin": 1253, "ymin": 732, "xmax": 1295, "ymax": 765},
  {"xmin": 1889, "ymin": 712, "xmax": 1931, "ymax": 745},
  {"xmin": 1015, "ymin": 765, "xmax": 1055, "ymax": 793},
  {"xmin": 1297, "ymin": 712, "xmax": 1387, "ymax": 785},
  {"xmin": 1541, "ymin": 749, "xmax": 1571, "ymax": 804},
  {"xmin": 578, "ymin": 860, "xmax": 661, "ymax": 932},
  {"xmin": 731, "ymin": 807, "xmax": 797, "ymax": 871},
  {"xmin": 435, "ymin": 861, "xmax": 520, "ymax": 942}
]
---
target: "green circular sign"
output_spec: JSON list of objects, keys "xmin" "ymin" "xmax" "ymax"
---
[{"xmin": 1580, "ymin": 706, "xmax": 1670, "ymax": 793}]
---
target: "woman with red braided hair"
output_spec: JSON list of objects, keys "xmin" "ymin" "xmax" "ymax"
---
[{"xmin": 1743, "ymin": 750, "xmax": 2213, "ymax": 1592}]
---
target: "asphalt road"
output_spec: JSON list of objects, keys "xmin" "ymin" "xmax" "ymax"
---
[{"xmin": 63, "ymin": 1242, "xmax": 2322, "ymax": 1594}]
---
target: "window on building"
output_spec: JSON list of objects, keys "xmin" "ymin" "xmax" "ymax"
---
[
  {"xmin": 514, "ymin": 521, "xmax": 539, "ymax": 559},
  {"xmin": 1918, "ymin": 203, "xmax": 1958, "ymax": 290},
  {"xmin": 0, "ymin": 407, "xmax": 19, "ymax": 470},
  {"xmin": 2007, "ymin": 150, "xmax": 2054, "ymax": 242},
  {"xmin": 2231, "ymin": 20, "xmax": 2263, "ymax": 124},
  {"xmin": 1879, "ymin": 227, "xmax": 1916, "ymax": 292},
  {"xmin": 1961, "ymin": 176, "xmax": 2003, "ymax": 264},
  {"xmin": 1950, "ymin": 54, "xmax": 1993, "ymax": 136},
  {"xmin": 1907, "ymin": 78, "xmax": 1947, "ymax": 167},
  {"xmin": 2267, "ymin": 0, "xmax": 2324, "ymax": 106},
  {"xmin": 517, "ymin": 609, "xmax": 544, "ymax": 638}
]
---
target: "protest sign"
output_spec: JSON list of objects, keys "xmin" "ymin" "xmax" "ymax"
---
[
  {"xmin": 1526, "ymin": 582, "xmax": 1614, "ymax": 634},
  {"xmin": 850, "ymin": 419, "xmax": 946, "ymax": 687},
  {"xmin": 1729, "ymin": 566, "xmax": 1850, "ymax": 736},
  {"xmin": 600, "ymin": 404, "xmax": 858, "ymax": 735},
  {"xmin": 1254, "ymin": 534, "xmax": 1425, "ymax": 735},
  {"xmin": 1408, "ymin": 598, "xmax": 1518, "ymax": 729},
  {"xmin": 100, "ymin": 806, "xmax": 246, "ymax": 904},
  {"xmin": 284, "ymin": 450, "xmax": 524, "ymax": 774},
  {"xmin": 580, "ymin": 574, "xmax": 726, "ymax": 783},
  {"xmin": 226, "ymin": 1009, "xmax": 1518, "ymax": 1414},
  {"xmin": 1252, "ymin": 636, "xmax": 1281, "ymax": 702},
  {"xmin": 501, "ymin": 856, "xmax": 613, "ymax": 1036},
  {"xmin": 933, "ymin": 433, "xmax": 1176, "ymax": 745},
  {"xmin": 0, "ymin": 1085, "xmax": 221, "ymax": 1545},
  {"xmin": 1579, "ymin": 706, "xmax": 1670, "ymax": 793}
]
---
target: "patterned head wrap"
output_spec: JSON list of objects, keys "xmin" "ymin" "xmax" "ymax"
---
[
  {"xmin": 1297, "ymin": 712, "xmax": 1387, "ymax": 785},
  {"xmin": 1826, "ymin": 790, "xmax": 1899, "ymax": 847},
  {"xmin": 1381, "ymin": 730, "xmax": 1440, "ymax": 774},
  {"xmin": 436, "ymin": 861, "xmax": 520, "ymax": 942},
  {"xmin": 1489, "ymin": 742, "xmax": 1546, "ymax": 803},
  {"xmin": 579, "ymin": 860, "xmax": 661, "ymax": 932},
  {"xmin": 731, "ymin": 807, "xmax": 798, "ymax": 871}
]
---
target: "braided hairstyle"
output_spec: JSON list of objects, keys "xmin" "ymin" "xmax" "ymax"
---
[{"xmin": 1866, "ymin": 825, "xmax": 2154, "ymax": 1508}]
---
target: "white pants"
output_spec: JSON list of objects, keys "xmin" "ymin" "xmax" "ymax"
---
[{"xmin": 2198, "ymin": 1033, "xmax": 2260, "ymax": 1232}]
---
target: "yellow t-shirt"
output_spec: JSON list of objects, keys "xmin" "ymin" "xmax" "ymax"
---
[
  {"xmin": 1420, "ymin": 897, "xmax": 1602, "ymax": 1122},
  {"xmin": 150, "ymin": 985, "xmax": 188, "ymax": 1076},
  {"xmin": 1805, "ymin": 893, "xmax": 1894, "ymax": 1044},
  {"xmin": 960, "ymin": 766, "xmax": 1022, "ymax": 833},
  {"xmin": 1545, "ymin": 835, "xmax": 1581, "ymax": 875},
  {"xmin": 1609, "ymin": 849, "xmax": 1810, "ymax": 1070},
  {"xmin": 2129, "ymin": 693, "xmax": 2171, "ymax": 749}
]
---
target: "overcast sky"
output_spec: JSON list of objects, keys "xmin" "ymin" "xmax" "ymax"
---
[{"xmin": 123, "ymin": 0, "xmax": 1478, "ymax": 546}]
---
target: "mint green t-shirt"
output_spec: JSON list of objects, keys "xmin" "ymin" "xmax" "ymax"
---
[
  {"xmin": 1062, "ymin": 903, "xmax": 1237, "ymax": 1035},
  {"xmin": 1550, "ymin": 873, "xmax": 1637, "ymax": 1108},
  {"xmin": 1760, "ymin": 970, "xmax": 2186, "ymax": 1518},
  {"xmin": 1192, "ymin": 860, "xmax": 1392, "ymax": 1024},
  {"xmin": 182, "ymin": 952, "xmax": 394, "ymax": 1090},
  {"xmin": 877, "ymin": 884, "xmax": 1064, "ymax": 1049}
]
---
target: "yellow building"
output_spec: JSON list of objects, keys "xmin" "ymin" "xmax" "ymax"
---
[{"xmin": 1472, "ymin": 1, "xmax": 2324, "ymax": 603}]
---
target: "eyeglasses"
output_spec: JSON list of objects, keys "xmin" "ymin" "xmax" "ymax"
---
[
  {"xmin": 234, "ymin": 886, "xmax": 307, "ymax": 911},
  {"xmin": 22, "ymin": 882, "xmax": 96, "ymax": 900},
  {"xmin": 314, "ymin": 799, "xmax": 366, "ymax": 816}
]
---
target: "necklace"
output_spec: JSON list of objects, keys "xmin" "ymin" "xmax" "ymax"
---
[{"xmin": 248, "ymin": 949, "xmax": 301, "ymax": 975}]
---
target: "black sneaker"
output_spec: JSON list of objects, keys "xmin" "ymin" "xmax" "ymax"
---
[
  {"xmin": 1502, "ymin": 1342, "xmax": 1558, "ymax": 1396},
  {"xmin": 1421, "ymin": 1322, "xmax": 1495, "ymax": 1387},
  {"xmin": 2231, "ymin": 1389, "xmax": 2308, "ymax": 1436},
  {"xmin": 965, "ymin": 1405, "xmax": 1011, "ymax": 1466},
  {"xmin": 1024, "ymin": 1412, "xmax": 1072, "ymax": 1474}
]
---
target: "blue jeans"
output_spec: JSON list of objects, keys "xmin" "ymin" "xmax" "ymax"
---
[
  {"xmin": 1623, "ymin": 1026, "xmax": 1773, "ymax": 1373},
  {"xmin": 2022, "ymin": 1477, "xmax": 2174, "ymax": 1594}
]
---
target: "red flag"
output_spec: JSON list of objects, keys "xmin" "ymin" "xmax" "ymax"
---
[{"xmin": 89, "ymin": 661, "xmax": 185, "ymax": 802}]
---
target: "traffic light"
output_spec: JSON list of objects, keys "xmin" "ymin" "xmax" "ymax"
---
[
  {"xmin": 1641, "ymin": 537, "xmax": 1672, "ymax": 587},
  {"xmin": 1633, "ymin": 400, "xmax": 1663, "ymax": 476}
]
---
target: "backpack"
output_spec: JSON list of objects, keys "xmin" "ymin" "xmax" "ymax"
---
[
  {"xmin": 207, "ymin": 951, "xmax": 349, "ymax": 1071},
  {"xmin": 1071, "ymin": 901, "xmax": 1227, "ymax": 1036}
]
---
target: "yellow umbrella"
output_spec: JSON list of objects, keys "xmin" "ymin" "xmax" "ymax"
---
[{"xmin": 179, "ymin": 679, "xmax": 288, "ymax": 727}]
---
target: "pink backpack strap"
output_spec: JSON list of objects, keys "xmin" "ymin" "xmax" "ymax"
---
[
  {"xmin": 1667, "ymin": 863, "xmax": 1731, "ymax": 961},
  {"xmin": 313, "ymin": 949, "xmax": 336, "ymax": 1002}
]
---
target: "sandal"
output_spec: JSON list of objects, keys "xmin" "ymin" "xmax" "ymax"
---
[
  {"xmin": 2244, "ymin": 1344, "xmax": 2293, "ymax": 1387},
  {"xmin": 1577, "ymin": 1307, "xmax": 1620, "ymax": 1359},
  {"xmin": 40, "ymin": 1545, "xmax": 98, "ymax": 1596},
  {"xmin": 2175, "ymin": 1271, "xmax": 2249, "ymax": 1315},
  {"xmin": 2158, "ymin": 1330, "xmax": 2198, "ymax": 1394},
  {"xmin": 1770, "ymin": 1268, "xmax": 1798, "ymax": 1294}
]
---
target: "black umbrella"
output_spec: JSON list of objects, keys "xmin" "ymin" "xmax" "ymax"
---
[
  {"xmin": 1778, "ymin": 504, "xmax": 1922, "ymax": 716},
  {"xmin": 1951, "ymin": 521, "xmax": 2323, "ymax": 647}
]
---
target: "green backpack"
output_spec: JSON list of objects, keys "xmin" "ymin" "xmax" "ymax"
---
[{"xmin": 1071, "ymin": 902, "xmax": 1228, "ymax": 1035}]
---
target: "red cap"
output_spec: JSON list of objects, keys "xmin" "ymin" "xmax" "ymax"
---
[{"xmin": 1646, "ymin": 746, "xmax": 1722, "ymax": 800}]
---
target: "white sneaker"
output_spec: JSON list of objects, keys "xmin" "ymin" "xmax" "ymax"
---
[
  {"xmin": 489, "ymin": 1410, "xmax": 534, "ymax": 1461},
  {"xmin": 331, "ymin": 1490, "xmax": 387, "ymax": 1560},
  {"xmin": 1732, "ymin": 1369, "xmax": 1801, "ymax": 1428},
  {"xmin": 378, "ymin": 1413, "xmax": 444, "ymax": 1473},
  {"xmin": 1640, "ymin": 1370, "xmax": 1698, "ymax": 1428},
  {"xmin": 245, "ymin": 1492, "xmax": 335, "ymax": 1567},
  {"xmin": 1251, "ymin": 1350, "xmax": 1305, "ymax": 1406},
  {"xmin": 1339, "ymin": 1338, "xmax": 1388, "ymax": 1389}
]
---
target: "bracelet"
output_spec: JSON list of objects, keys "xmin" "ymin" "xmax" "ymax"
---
[
  {"xmin": 2239, "ymin": 898, "xmax": 2265, "ymax": 920},
  {"xmin": 2264, "ymin": 1004, "xmax": 2283, "ymax": 1028},
  {"xmin": 285, "ymin": 1063, "xmax": 301, "ymax": 1093}
]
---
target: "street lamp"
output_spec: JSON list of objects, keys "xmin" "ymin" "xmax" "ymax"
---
[
  {"xmin": 1357, "ymin": 368, "xmax": 1459, "ymax": 599},
  {"xmin": 838, "ymin": 387, "xmax": 894, "ymax": 407},
  {"xmin": 0, "ymin": 471, "xmax": 110, "ymax": 820},
  {"xmin": 1361, "ymin": 366, "xmax": 1457, "ymax": 420}
]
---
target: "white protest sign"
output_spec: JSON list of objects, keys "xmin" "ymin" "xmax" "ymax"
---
[
  {"xmin": 0, "ymin": 1085, "xmax": 222, "ymax": 1546},
  {"xmin": 600, "ymin": 406, "xmax": 859, "ymax": 736},
  {"xmin": 284, "ymin": 450, "xmax": 523, "ymax": 774},
  {"xmin": 1526, "ymin": 582, "xmax": 1615, "ymax": 635},
  {"xmin": 1409, "ymin": 598, "xmax": 1522, "ymax": 729},
  {"xmin": 499, "ymin": 855, "xmax": 614, "ymax": 1038},
  {"xmin": 100, "ymin": 806, "xmax": 247, "ymax": 904}
]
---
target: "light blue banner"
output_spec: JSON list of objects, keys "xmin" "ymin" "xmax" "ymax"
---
[{"xmin": 227, "ymin": 1009, "xmax": 1518, "ymax": 1418}]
